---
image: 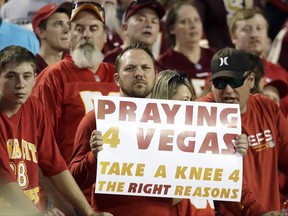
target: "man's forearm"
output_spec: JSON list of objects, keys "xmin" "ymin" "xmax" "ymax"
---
[
  {"xmin": 0, "ymin": 182, "xmax": 39, "ymax": 215},
  {"xmin": 49, "ymin": 170, "xmax": 94, "ymax": 216}
]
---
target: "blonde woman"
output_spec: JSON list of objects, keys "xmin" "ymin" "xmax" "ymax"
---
[
  {"xmin": 151, "ymin": 70, "xmax": 195, "ymax": 101},
  {"xmin": 151, "ymin": 70, "xmax": 216, "ymax": 216},
  {"xmin": 151, "ymin": 69, "xmax": 253, "ymax": 216}
]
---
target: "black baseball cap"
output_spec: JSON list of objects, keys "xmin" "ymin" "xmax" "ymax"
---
[
  {"xmin": 122, "ymin": 0, "xmax": 165, "ymax": 24},
  {"xmin": 210, "ymin": 47, "xmax": 253, "ymax": 81}
]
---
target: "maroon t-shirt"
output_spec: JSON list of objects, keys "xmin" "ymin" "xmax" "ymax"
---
[{"xmin": 157, "ymin": 47, "xmax": 216, "ymax": 97}]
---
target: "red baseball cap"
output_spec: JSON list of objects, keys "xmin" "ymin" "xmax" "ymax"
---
[
  {"xmin": 263, "ymin": 76, "xmax": 288, "ymax": 98},
  {"xmin": 32, "ymin": 2, "xmax": 72, "ymax": 32},
  {"xmin": 122, "ymin": 0, "xmax": 165, "ymax": 24}
]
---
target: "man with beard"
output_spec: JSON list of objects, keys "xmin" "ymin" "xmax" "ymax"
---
[
  {"xmin": 103, "ymin": 0, "xmax": 165, "ymax": 64},
  {"xmin": 198, "ymin": 47, "xmax": 286, "ymax": 216},
  {"xmin": 33, "ymin": 1, "xmax": 118, "ymax": 165},
  {"xmin": 228, "ymin": 7, "xmax": 288, "ymax": 118},
  {"xmin": 69, "ymin": 42, "xmax": 176, "ymax": 215},
  {"xmin": 227, "ymin": 9, "xmax": 288, "ymax": 212},
  {"xmin": 70, "ymin": 43, "xmax": 253, "ymax": 216},
  {"xmin": 74, "ymin": 0, "xmax": 124, "ymax": 54},
  {"xmin": 32, "ymin": 2, "xmax": 119, "ymax": 214}
]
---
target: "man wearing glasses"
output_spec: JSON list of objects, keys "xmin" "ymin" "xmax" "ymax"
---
[
  {"xmin": 198, "ymin": 47, "xmax": 286, "ymax": 215},
  {"xmin": 32, "ymin": 1, "xmax": 119, "ymax": 214},
  {"xmin": 33, "ymin": 1, "xmax": 118, "ymax": 167}
]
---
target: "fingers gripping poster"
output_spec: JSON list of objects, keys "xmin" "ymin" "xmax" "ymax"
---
[{"xmin": 93, "ymin": 96, "xmax": 243, "ymax": 201}]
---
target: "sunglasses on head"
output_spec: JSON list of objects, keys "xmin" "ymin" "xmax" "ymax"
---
[
  {"xmin": 72, "ymin": 1, "xmax": 105, "ymax": 21},
  {"xmin": 212, "ymin": 73, "xmax": 250, "ymax": 89},
  {"xmin": 169, "ymin": 73, "xmax": 188, "ymax": 84}
]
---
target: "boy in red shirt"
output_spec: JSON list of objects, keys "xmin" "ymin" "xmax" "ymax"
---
[{"xmin": 0, "ymin": 45, "xmax": 111, "ymax": 216}]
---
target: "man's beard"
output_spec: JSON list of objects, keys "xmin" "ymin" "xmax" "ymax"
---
[
  {"xmin": 71, "ymin": 39, "xmax": 104, "ymax": 69},
  {"xmin": 118, "ymin": 78, "xmax": 154, "ymax": 98},
  {"xmin": 105, "ymin": 6, "xmax": 121, "ymax": 33}
]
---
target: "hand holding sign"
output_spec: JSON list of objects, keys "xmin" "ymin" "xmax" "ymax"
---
[
  {"xmin": 90, "ymin": 130, "xmax": 104, "ymax": 159},
  {"xmin": 94, "ymin": 96, "xmax": 243, "ymax": 202},
  {"xmin": 234, "ymin": 134, "xmax": 248, "ymax": 156}
]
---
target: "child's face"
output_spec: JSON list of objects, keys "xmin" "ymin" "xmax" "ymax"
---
[{"xmin": 0, "ymin": 62, "xmax": 36, "ymax": 110}]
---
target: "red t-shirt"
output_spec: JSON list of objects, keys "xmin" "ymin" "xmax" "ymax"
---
[
  {"xmin": 102, "ymin": 29, "xmax": 123, "ymax": 55},
  {"xmin": 0, "ymin": 96, "xmax": 67, "ymax": 208},
  {"xmin": 32, "ymin": 55, "xmax": 119, "ymax": 164},
  {"xmin": 70, "ymin": 110, "xmax": 215, "ymax": 216},
  {"xmin": 198, "ymin": 92, "xmax": 288, "ymax": 214},
  {"xmin": 35, "ymin": 54, "xmax": 48, "ymax": 75},
  {"xmin": 156, "ymin": 48, "xmax": 216, "ymax": 97},
  {"xmin": 263, "ymin": 58, "xmax": 288, "ymax": 117},
  {"xmin": 103, "ymin": 47, "xmax": 123, "ymax": 65}
]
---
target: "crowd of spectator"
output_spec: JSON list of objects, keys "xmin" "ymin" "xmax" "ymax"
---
[{"xmin": 1, "ymin": 0, "xmax": 288, "ymax": 215}]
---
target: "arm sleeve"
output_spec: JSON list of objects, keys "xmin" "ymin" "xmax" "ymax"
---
[
  {"xmin": 275, "ymin": 102, "xmax": 288, "ymax": 176},
  {"xmin": 69, "ymin": 110, "xmax": 97, "ymax": 190},
  {"xmin": 36, "ymin": 100, "xmax": 68, "ymax": 176},
  {"xmin": 219, "ymin": 180, "xmax": 264, "ymax": 216},
  {"xmin": 240, "ymin": 180, "xmax": 265, "ymax": 216},
  {"xmin": 32, "ymin": 69, "xmax": 64, "ymax": 134},
  {"xmin": 196, "ymin": 92, "xmax": 215, "ymax": 102}
]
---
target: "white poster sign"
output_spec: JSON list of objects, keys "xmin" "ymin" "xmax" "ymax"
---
[{"xmin": 94, "ymin": 96, "xmax": 243, "ymax": 201}]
